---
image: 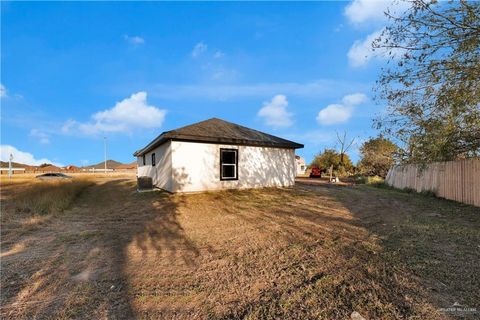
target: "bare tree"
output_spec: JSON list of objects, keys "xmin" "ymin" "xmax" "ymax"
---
[{"xmin": 336, "ymin": 131, "xmax": 355, "ymax": 165}]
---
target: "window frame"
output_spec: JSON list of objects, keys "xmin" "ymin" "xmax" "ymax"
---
[
  {"xmin": 142, "ymin": 154, "xmax": 146, "ymax": 166},
  {"xmin": 220, "ymin": 148, "xmax": 238, "ymax": 181},
  {"xmin": 151, "ymin": 153, "xmax": 156, "ymax": 166}
]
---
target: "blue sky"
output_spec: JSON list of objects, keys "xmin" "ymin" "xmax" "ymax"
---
[{"xmin": 1, "ymin": 1, "xmax": 405, "ymax": 166}]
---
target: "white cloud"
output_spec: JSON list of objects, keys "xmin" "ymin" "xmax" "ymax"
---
[
  {"xmin": 0, "ymin": 145, "xmax": 63, "ymax": 166},
  {"xmin": 191, "ymin": 46, "xmax": 233, "ymax": 80},
  {"xmin": 61, "ymin": 119, "xmax": 76, "ymax": 134},
  {"xmin": 348, "ymin": 29, "xmax": 382, "ymax": 67},
  {"xmin": 258, "ymin": 94, "xmax": 293, "ymax": 128},
  {"xmin": 209, "ymin": 66, "xmax": 238, "ymax": 81},
  {"xmin": 348, "ymin": 28, "xmax": 404, "ymax": 67},
  {"xmin": 191, "ymin": 42, "xmax": 207, "ymax": 58},
  {"xmin": 344, "ymin": 0, "xmax": 410, "ymax": 25},
  {"xmin": 29, "ymin": 129, "xmax": 50, "ymax": 144},
  {"xmin": 342, "ymin": 93, "xmax": 368, "ymax": 105},
  {"xmin": 149, "ymin": 80, "xmax": 368, "ymax": 101},
  {"xmin": 62, "ymin": 92, "xmax": 167, "ymax": 135},
  {"xmin": 284, "ymin": 130, "xmax": 336, "ymax": 147},
  {"xmin": 124, "ymin": 35, "xmax": 145, "ymax": 45},
  {"xmin": 345, "ymin": 1, "xmax": 410, "ymax": 67},
  {"xmin": 317, "ymin": 104, "xmax": 353, "ymax": 125},
  {"xmin": 0, "ymin": 84, "xmax": 7, "ymax": 98},
  {"xmin": 213, "ymin": 51, "xmax": 225, "ymax": 59},
  {"xmin": 317, "ymin": 93, "xmax": 368, "ymax": 125}
]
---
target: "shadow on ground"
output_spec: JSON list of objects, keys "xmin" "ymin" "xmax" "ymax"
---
[
  {"xmin": 306, "ymin": 182, "xmax": 480, "ymax": 319},
  {"xmin": 2, "ymin": 179, "xmax": 479, "ymax": 319},
  {"xmin": 1, "ymin": 179, "xmax": 199, "ymax": 319},
  {"xmin": 209, "ymin": 184, "xmax": 444, "ymax": 319}
]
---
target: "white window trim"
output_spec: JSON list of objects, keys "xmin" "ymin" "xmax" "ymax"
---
[{"xmin": 220, "ymin": 149, "xmax": 238, "ymax": 180}]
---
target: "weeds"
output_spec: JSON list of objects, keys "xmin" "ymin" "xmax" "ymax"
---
[
  {"xmin": 14, "ymin": 179, "xmax": 94, "ymax": 215},
  {"xmin": 352, "ymin": 175, "xmax": 385, "ymax": 185},
  {"xmin": 352, "ymin": 176, "xmax": 439, "ymax": 198}
]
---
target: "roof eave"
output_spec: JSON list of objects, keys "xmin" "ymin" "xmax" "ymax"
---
[
  {"xmin": 133, "ymin": 136, "xmax": 168, "ymax": 156},
  {"xmin": 171, "ymin": 137, "xmax": 304, "ymax": 149},
  {"xmin": 133, "ymin": 137, "xmax": 303, "ymax": 156}
]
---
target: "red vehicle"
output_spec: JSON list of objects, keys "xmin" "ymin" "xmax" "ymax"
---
[{"xmin": 309, "ymin": 166, "xmax": 322, "ymax": 178}]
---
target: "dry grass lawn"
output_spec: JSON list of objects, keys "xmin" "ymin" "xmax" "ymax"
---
[{"xmin": 1, "ymin": 175, "xmax": 479, "ymax": 319}]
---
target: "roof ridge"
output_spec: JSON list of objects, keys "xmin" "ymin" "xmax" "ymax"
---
[{"xmin": 134, "ymin": 118, "xmax": 303, "ymax": 156}]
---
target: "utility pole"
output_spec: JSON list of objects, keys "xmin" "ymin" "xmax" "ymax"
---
[
  {"xmin": 104, "ymin": 136, "xmax": 107, "ymax": 175},
  {"xmin": 8, "ymin": 153, "xmax": 13, "ymax": 179}
]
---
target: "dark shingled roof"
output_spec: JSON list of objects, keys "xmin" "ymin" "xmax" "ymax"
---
[{"xmin": 133, "ymin": 118, "xmax": 303, "ymax": 156}]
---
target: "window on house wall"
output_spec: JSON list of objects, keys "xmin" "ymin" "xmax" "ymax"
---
[
  {"xmin": 142, "ymin": 155, "xmax": 146, "ymax": 166},
  {"xmin": 152, "ymin": 153, "xmax": 156, "ymax": 166},
  {"xmin": 220, "ymin": 148, "xmax": 238, "ymax": 180}
]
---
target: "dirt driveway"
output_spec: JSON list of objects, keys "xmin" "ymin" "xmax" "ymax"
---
[{"xmin": 1, "ymin": 178, "xmax": 479, "ymax": 319}]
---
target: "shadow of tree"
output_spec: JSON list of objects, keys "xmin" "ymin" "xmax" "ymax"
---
[
  {"xmin": 292, "ymin": 181, "xmax": 480, "ymax": 319},
  {"xmin": 212, "ymin": 184, "xmax": 447, "ymax": 319},
  {"xmin": 4, "ymin": 177, "xmax": 472, "ymax": 319},
  {"xmin": 151, "ymin": 142, "xmax": 298, "ymax": 192},
  {"xmin": 1, "ymin": 178, "xmax": 199, "ymax": 319},
  {"xmin": 359, "ymin": 188, "xmax": 478, "ymax": 299}
]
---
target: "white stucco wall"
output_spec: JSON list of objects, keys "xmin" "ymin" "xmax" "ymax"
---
[
  {"xmin": 295, "ymin": 157, "xmax": 306, "ymax": 176},
  {"xmin": 136, "ymin": 141, "xmax": 173, "ymax": 191},
  {"xmin": 170, "ymin": 141, "xmax": 296, "ymax": 193}
]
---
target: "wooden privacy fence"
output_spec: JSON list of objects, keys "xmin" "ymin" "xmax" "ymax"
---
[{"xmin": 385, "ymin": 158, "xmax": 480, "ymax": 207}]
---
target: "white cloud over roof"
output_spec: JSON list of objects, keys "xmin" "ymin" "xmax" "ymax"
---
[{"xmin": 258, "ymin": 94, "xmax": 294, "ymax": 128}]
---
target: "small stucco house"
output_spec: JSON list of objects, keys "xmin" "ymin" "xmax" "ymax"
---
[
  {"xmin": 133, "ymin": 118, "xmax": 303, "ymax": 193},
  {"xmin": 295, "ymin": 155, "xmax": 307, "ymax": 176}
]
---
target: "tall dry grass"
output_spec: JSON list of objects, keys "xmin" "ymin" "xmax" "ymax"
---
[{"xmin": 14, "ymin": 178, "xmax": 94, "ymax": 215}]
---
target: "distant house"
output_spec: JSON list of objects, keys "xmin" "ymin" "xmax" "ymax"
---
[
  {"xmin": 295, "ymin": 155, "xmax": 307, "ymax": 176},
  {"xmin": 64, "ymin": 165, "xmax": 80, "ymax": 172},
  {"xmin": 0, "ymin": 161, "xmax": 31, "ymax": 174},
  {"xmin": 0, "ymin": 167, "xmax": 26, "ymax": 175},
  {"xmin": 134, "ymin": 118, "xmax": 304, "ymax": 192}
]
